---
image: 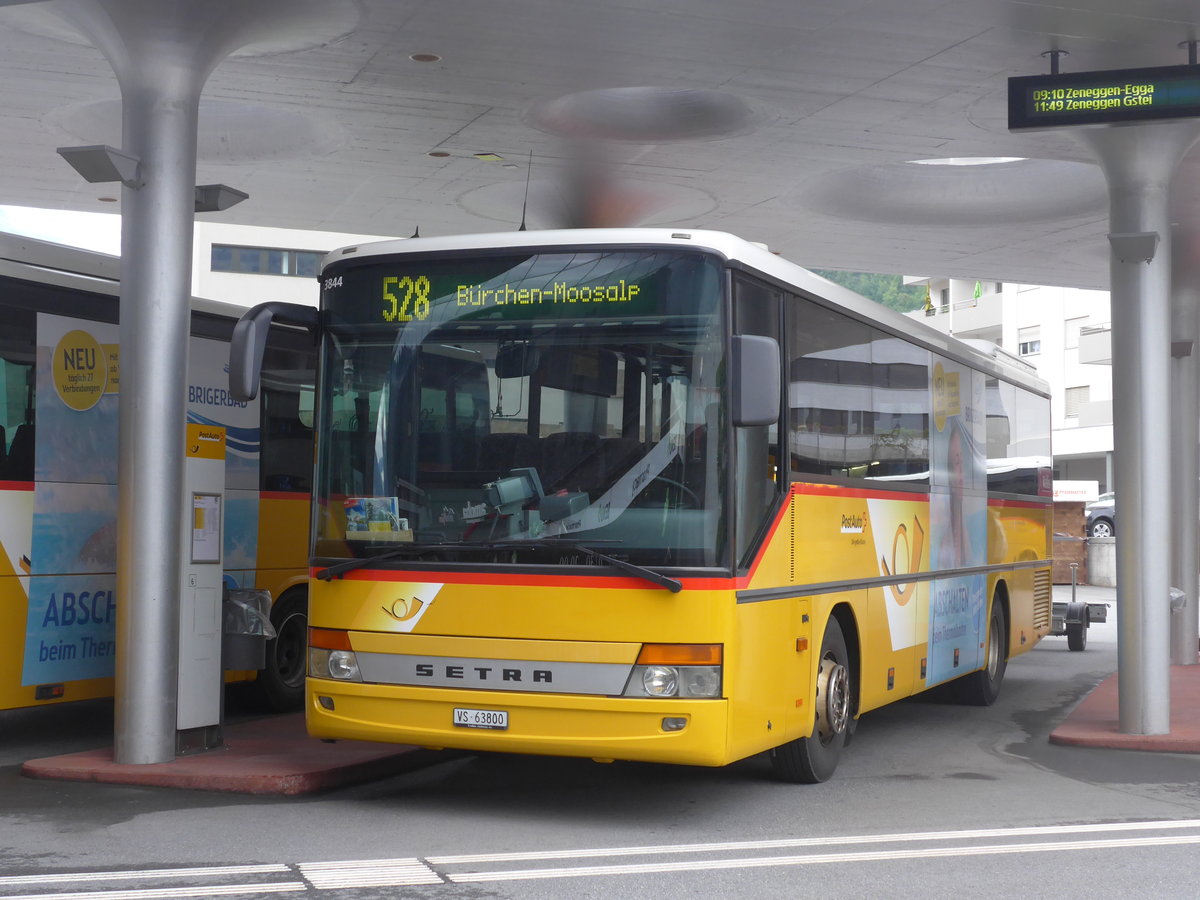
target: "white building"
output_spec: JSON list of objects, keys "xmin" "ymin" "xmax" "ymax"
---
[
  {"xmin": 905, "ymin": 277, "xmax": 1113, "ymax": 491},
  {"xmin": 191, "ymin": 221, "xmax": 397, "ymax": 307}
]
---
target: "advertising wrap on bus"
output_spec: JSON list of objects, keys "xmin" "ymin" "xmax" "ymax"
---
[{"xmin": 9, "ymin": 313, "xmax": 261, "ymax": 687}]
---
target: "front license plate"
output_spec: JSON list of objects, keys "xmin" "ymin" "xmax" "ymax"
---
[{"xmin": 453, "ymin": 708, "xmax": 508, "ymax": 730}]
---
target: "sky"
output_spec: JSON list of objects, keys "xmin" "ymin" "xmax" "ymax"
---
[{"xmin": 0, "ymin": 204, "xmax": 121, "ymax": 254}]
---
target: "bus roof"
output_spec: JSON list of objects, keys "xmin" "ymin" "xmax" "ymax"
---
[
  {"xmin": 324, "ymin": 227, "xmax": 1050, "ymax": 396},
  {"xmin": 0, "ymin": 230, "xmax": 253, "ymax": 323}
]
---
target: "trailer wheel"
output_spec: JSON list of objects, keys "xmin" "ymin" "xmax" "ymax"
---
[{"xmin": 1066, "ymin": 618, "xmax": 1088, "ymax": 652}]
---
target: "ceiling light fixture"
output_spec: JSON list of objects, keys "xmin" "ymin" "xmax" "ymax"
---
[
  {"xmin": 909, "ymin": 157, "xmax": 1026, "ymax": 166},
  {"xmin": 410, "ymin": 53, "xmax": 441, "ymax": 63}
]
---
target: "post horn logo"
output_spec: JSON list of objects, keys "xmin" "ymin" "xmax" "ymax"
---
[
  {"xmin": 382, "ymin": 596, "xmax": 425, "ymax": 622},
  {"xmin": 881, "ymin": 516, "xmax": 925, "ymax": 606}
]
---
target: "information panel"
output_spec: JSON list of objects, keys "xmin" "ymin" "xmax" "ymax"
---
[
  {"xmin": 320, "ymin": 250, "xmax": 720, "ymax": 330},
  {"xmin": 1008, "ymin": 64, "xmax": 1200, "ymax": 131}
]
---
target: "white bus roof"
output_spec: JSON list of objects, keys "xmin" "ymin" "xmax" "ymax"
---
[{"xmin": 325, "ymin": 227, "xmax": 1050, "ymax": 395}]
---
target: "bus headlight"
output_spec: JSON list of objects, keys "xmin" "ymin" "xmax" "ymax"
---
[
  {"xmin": 624, "ymin": 665, "xmax": 722, "ymax": 698},
  {"xmin": 622, "ymin": 643, "xmax": 723, "ymax": 698},
  {"xmin": 642, "ymin": 665, "xmax": 678, "ymax": 696},
  {"xmin": 309, "ymin": 647, "xmax": 362, "ymax": 682}
]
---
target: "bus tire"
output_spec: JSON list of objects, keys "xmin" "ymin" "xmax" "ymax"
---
[
  {"xmin": 257, "ymin": 588, "xmax": 308, "ymax": 712},
  {"xmin": 953, "ymin": 599, "xmax": 1007, "ymax": 706},
  {"xmin": 770, "ymin": 616, "xmax": 852, "ymax": 784}
]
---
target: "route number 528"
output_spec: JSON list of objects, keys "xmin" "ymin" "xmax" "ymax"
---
[{"xmin": 383, "ymin": 275, "xmax": 432, "ymax": 322}]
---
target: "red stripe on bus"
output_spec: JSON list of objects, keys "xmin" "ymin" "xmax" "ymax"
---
[
  {"xmin": 309, "ymin": 567, "xmax": 734, "ymax": 592},
  {"xmin": 789, "ymin": 482, "xmax": 933, "ymax": 502},
  {"xmin": 0, "ymin": 480, "xmax": 34, "ymax": 491}
]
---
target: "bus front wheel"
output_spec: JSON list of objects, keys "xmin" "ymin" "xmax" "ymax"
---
[
  {"xmin": 771, "ymin": 616, "xmax": 852, "ymax": 784},
  {"xmin": 256, "ymin": 588, "xmax": 309, "ymax": 712}
]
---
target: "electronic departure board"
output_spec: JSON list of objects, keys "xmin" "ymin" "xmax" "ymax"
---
[{"xmin": 1008, "ymin": 64, "xmax": 1200, "ymax": 131}]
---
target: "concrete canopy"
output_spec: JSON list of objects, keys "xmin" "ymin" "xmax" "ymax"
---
[{"xmin": 0, "ymin": 0, "xmax": 1198, "ymax": 287}]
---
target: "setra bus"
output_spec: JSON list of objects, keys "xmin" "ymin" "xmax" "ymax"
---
[
  {"xmin": 231, "ymin": 228, "xmax": 1052, "ymax": 782},
  {"xmin": 0, "ymin": 233, "xmax": 316, "ymax": 713}
]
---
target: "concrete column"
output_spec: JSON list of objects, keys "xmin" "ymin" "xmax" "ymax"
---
[
  {"xmin": 56, "ymin": 0, "xmax": 318, "ymax": 764},
  {"xmin": 1077, "ymin": 123, "xmax": 1200, "ymax": 734},
  {"xmin": 1172, "ymin": 224, "xmax": 1200, "ymax": 666}
]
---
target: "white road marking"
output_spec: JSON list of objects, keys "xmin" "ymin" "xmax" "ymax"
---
[
  {"xmin": 427, "ymin": 816, "xmax": 1200, "ymax": 865},
  {"xmin": 447, "ymin": 833, "xmax": 1200, "ymax": 883},
  {"xmin": 298, "ymin": 858, "xmax": 442, "ymax": 888},
  {"xmin": 1, "ymin": 883, "xmax": 305, "ymax": 900},
  {"xmin": 5, "ymin": 819, "xmax": 1199, "ymax": 896},
  {"xmin": 0, "ymin": 865, "xmax": 291, "ymax": 888}
]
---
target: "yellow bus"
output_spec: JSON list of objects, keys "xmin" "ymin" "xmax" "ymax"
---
[
  {"xmin": 0, "ymin": 234, "xmax": 315, "ymax": 713},
  {"xmin": 232, "ymin": 228, "xmax": 1052, "ymax": 782}
]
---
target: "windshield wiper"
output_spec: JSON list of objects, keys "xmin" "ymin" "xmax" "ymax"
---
[
  {"xmin": 316, "ymin": 538, "xmax": 683, "ymax": 592},
  {"xmin": 521, "ymin": 538, "xmax": 682, "ymax": 593},
  {"xmin": 316, "ymin": 543, "xmax": 432, "ymax": 581}
]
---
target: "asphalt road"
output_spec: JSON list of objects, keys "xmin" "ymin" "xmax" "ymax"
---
[{"xmin": 3, "ymin": 583, "xmax": 1200, "ymax": 899}]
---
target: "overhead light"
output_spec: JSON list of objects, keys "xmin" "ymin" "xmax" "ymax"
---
[
  {"xmin": 474, "ymin": 152, "xmax": 505, "ymax": 162},
  {"xmin": 410, "ymin": 52, "xmax": 441, "ymax": 63},
  {"xmin": 57, "ymin": 144, "xmax": 142, "ymax": 189},
  {"xmin": 428, "ymin": 150, "xmax": 451, "ymax": 158},
  {"xmin": 909, "ymin": 157, "xmax": 1025, "ymax": 166},
  {"xmin": 194, "ymin": 184, "xmax": 249, "ymax": 213}
]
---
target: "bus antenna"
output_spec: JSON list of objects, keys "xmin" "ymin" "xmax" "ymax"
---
[{"xmin": 518, "ymin": 150, "xmax": 533, "ymax": 231}]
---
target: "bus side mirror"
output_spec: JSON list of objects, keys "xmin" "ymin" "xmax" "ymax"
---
[
  {"xmin": 731, "ymin": 334, "xmax": 780, "ymax": 427},
  {"xmin": 230, "ymin": 302, "xmax": 319, "ymax": 401}
]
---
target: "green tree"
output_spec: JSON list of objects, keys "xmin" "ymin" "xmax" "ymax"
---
[{"xmin": 812, "ymin": 270, "xmax": 926, "ymax": 313}]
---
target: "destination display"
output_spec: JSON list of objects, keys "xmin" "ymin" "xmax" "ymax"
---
[
  {"xmin": 1008, "ymin": 64, "xmax": 1200, "ymax": 131},
  {"xmin": 321, "ymin": 250, "xmax": 720, "ymax": 328}
]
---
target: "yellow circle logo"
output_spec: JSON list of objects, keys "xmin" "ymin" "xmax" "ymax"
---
[{"xmin": 52, "ymin": 330, "xmax": 107, "ymax": 411}]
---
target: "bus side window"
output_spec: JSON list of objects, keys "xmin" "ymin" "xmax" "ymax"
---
[{"xmin": 0, "ymin": 349, "xmax": 35, "ymax": 482}]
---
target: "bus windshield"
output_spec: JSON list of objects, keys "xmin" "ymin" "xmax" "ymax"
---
[{"xmin": 313, "ymin": 248, "xmax": 727, "ymax": 569}]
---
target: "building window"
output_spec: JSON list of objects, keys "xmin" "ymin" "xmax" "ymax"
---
[
  {"xmin": 211, "ymin": 245, "xmax": 325, "ymax": 278},
  {"xmin": 939, "ymin": 287, "xmax": 949, "ymax": 313},
  {"xmin": 1018, "ymin": 326, "xmax": 1041, "ymax": 356},
  {"xmin": 1064, "ymin": 385, "xmax": 1090, "ymax": 418}
]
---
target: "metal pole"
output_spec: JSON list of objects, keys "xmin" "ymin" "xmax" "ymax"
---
[
  {"xmin": 1172, "ymin": 224, "xmax": 1200, "ymax": 665},
  {"xmin": 57, "ymin": 0, "xmax": 311, "ymax": 763},
  {"xmin": 1077, "ymin": 122, "xmax": 1200, "ymax": 734}
]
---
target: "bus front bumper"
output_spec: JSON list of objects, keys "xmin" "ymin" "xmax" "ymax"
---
[{"xmin": 306, "ymin": 679, "xmax": 732, "ymax": 767}]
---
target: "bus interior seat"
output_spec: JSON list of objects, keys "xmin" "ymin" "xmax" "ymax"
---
[
  {"xmin": 263, "ymin": 438, "xmax": 312, "ymax": 492},
  {"xmin": 541, "ymin": 432, "xmax": 603, "ymax": 492},
  {"xmin": 479, "ymin": 432, "xmax": 541, "ymax": 475}
]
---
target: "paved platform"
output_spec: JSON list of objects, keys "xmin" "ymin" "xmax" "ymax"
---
[
  {"xmin": 1050, "ymin": 663, "xmax": 1200, "ymax": 753},
  {"xmin": 21, "ymin": 713, "xmax": 437, "ymax": 795}
]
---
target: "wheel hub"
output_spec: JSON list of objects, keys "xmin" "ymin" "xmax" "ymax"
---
[{"xmin": 815, "ymin": 654, "xmax": 850, "ymax": 739}]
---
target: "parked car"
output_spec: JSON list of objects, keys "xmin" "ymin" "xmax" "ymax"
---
[{"xmin": 1086, "ymin": 492, "xmax": 1115, "ymax": 538}]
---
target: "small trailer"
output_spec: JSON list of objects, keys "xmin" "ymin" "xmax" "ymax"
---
[{"xmin": 1050, "ymin": 562, "xmax": 1108, "ymax": 651}]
